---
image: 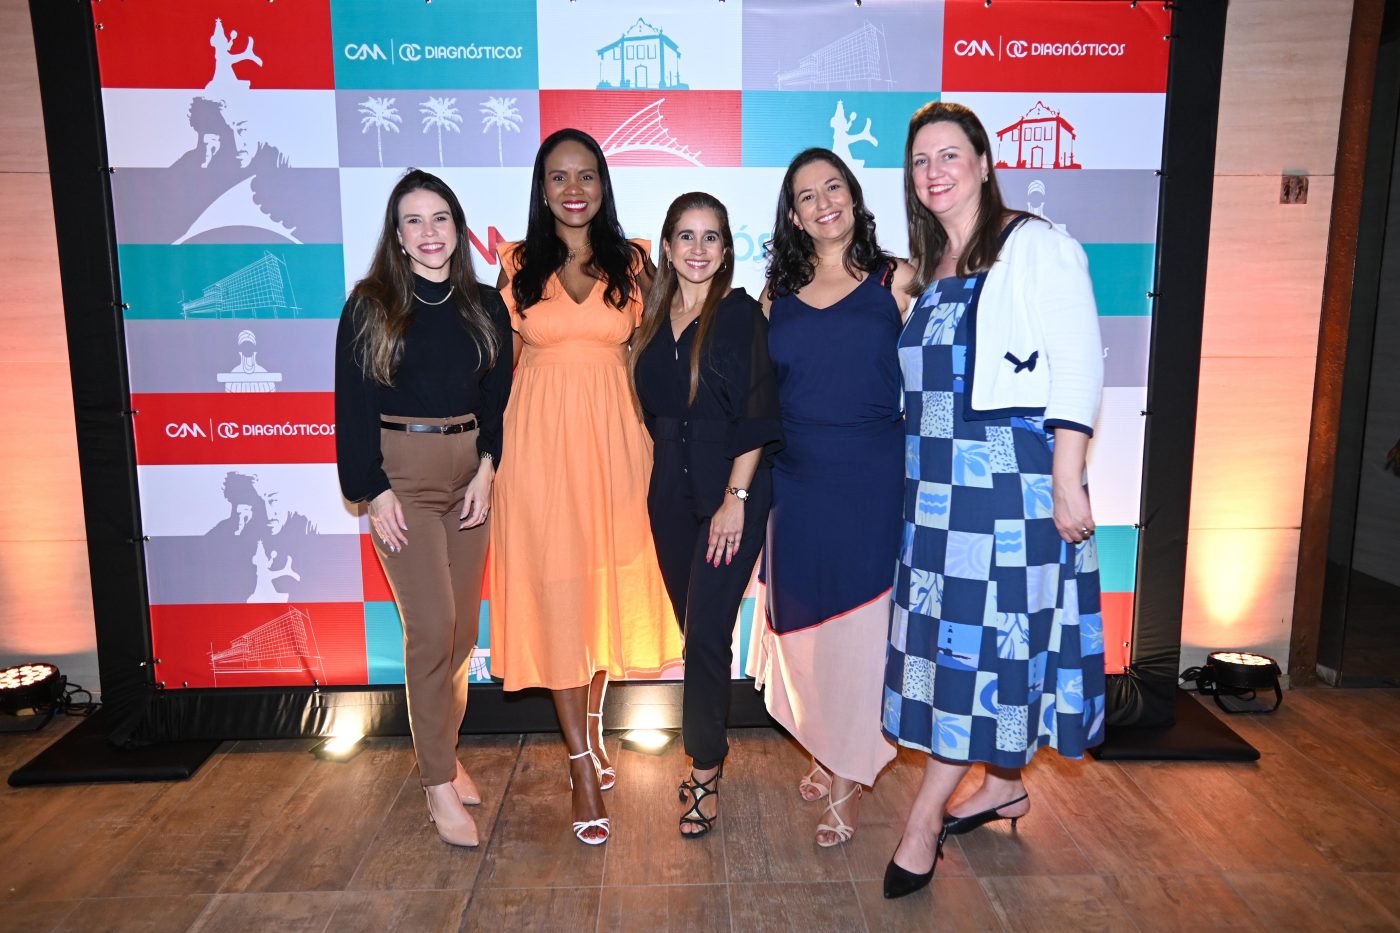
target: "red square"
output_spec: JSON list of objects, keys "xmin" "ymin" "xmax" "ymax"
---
[
  {"xmin": 942, "ymin": 1, "xmax": 1171, "ymax": 93},
  {"xmin": 152, "ymin": 602, "xmax": 368, "ymax": 689},
  {"xmin": 359, "ymin": 533, "xmax": 394, "ymax": 602},
  {"xmin": 539, "ymin": 91, "xmax": 742, "ymax": 167},
  {"xmin": 95, "ymin": 0, "xmax": 335, "ymax": 90},
  {"xmin": 1102, "ymin": 591, "xmax": 1134, "ymax": 674},
  {"xmin": 131, "ymin": 393, "xmax": 336, "ymax": 466}
]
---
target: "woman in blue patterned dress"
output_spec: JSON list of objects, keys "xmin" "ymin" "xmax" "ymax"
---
[{"xmin": 881, "ymin": 102, "xmax": 1106, "ymax": 899}]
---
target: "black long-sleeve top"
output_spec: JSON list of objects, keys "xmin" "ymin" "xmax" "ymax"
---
[
  {"xmin": 634, "ymin": 287, "xmax": 783, "ymax": 515},
  {"xmin": 334, "ymin": 274, "xmax": 513, "ymax": 503}
]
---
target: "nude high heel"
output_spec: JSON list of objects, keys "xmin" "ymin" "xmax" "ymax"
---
[
  {"xmin": 424, "ymin": 785, "xmax": 480, "ymax": 848},
  {"xmin": 452, "ymin": 759, "xmax": 482, "ymax": 806}
]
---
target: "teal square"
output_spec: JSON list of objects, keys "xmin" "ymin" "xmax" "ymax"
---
[
  {"xmin": 364, "ymin": 600, "xmax": 405, "ymax": 684},
  {"xmin": 331, "ymin": 0, "xmax": 539, "ymax": 90}
]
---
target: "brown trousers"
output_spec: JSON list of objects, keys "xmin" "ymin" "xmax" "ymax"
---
[{"xmin": 373, "ymin": 414, "xmax": 489, "ymax": 787}]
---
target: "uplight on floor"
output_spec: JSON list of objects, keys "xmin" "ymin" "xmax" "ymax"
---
[{"xmin": 620, "ymin": 729, "xmax": 676, "ymax": 754}]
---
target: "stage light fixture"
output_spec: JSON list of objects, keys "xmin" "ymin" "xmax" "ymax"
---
[
  {"xmin": 620, "ymin": 729, "xmax": 676, "ymax": 754},
  {"xmin": 0, "ymin": 663, "xmax": 65, "ymax": 715},
  {"xmin": 312, "ymin": 732, "xmax": 366, "ymax": 762},
  {"xmin": 1183, "ymin": 652, "xmax": 1283, "ymax": 714}
]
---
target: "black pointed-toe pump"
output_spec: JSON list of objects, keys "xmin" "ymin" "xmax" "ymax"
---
[
  {"xmin": 883, "ymin": 827, "xmax": 947, "ymax": 899},
  {"xmin": 942, "ymin": 792, "xmax": 1029, "ymax": 836}
]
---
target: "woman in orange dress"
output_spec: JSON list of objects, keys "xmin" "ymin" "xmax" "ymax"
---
[{"xmin": 490, "ymin": 128, "xmax": 682, "ymax": 845}]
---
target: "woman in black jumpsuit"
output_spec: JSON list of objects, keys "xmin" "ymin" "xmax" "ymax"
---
[{"xmin": 631, "ymin": 192, "xmax": 782, "ymax": 837}]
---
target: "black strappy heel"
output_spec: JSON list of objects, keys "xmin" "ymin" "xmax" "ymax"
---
[{"xmin": 678, "ymin": 765, "xmax": 723, "ymax": 839}]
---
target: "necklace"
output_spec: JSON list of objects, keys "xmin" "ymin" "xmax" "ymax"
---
[{"xmin": 414, "ymin": 285, "xmax": 454, "ymax": 306}]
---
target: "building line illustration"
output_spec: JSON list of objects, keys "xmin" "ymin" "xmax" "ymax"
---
[
  {"xmin": 180, "ymin": 251, "xmax": 302, "ymax": 319},
  {"xmin": 596, "ymin": 17, "xmax": 688, "ymax": 90},
  {"xmin": 208, "ymin": 606, "xmax": 327, "ymax": 686},
  {"xmin": 995, "ymin": 101, "xmax": 1082, "ymax": 170},
  {"xmin": 776, "ymin": 20, "xmax": 893, "ymax": 91},
  {"xmin": 601, "ymin": 98, "xmax": 703, "ymax": 166}
]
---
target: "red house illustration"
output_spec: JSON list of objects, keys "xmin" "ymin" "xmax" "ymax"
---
[{"xmin": 994, "ymin": 101, "xmax": 1082, "ymax": 170}]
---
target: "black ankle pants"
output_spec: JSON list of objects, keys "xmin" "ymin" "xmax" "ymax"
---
[{"xmin": 648, "ymin": 461, "xmax": 771, "ymax": 771}]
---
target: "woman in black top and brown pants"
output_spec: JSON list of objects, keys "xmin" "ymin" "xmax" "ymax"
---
[
  {"xmin": 631, "ymin": 192, "xmax": 782, "ymax": 837},
  {"xmin": 335, "ymin": 170, "xmax": 512, "ymax": 848}
]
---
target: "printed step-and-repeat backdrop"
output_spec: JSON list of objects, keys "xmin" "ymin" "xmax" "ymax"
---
[{"xmin": 93, "ymin": 0, "xmax": 1170, "ymax": 691}]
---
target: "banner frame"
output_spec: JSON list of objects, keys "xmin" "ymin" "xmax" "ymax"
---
[{"xmin": 29, "ymin": 0, "xmax": 1228, "ymax": 744}]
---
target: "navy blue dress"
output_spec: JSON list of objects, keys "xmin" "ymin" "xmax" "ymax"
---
[
  {"xmin": 765, "ymin": 269, "xmax": 904, "ymax": 635},
  {"xmin": 753, "ymin": 266, "xmax": 903, "ymax": 785}
]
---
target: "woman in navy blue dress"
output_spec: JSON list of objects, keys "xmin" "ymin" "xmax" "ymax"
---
[
  {"xmin": 752, "ymin": 148, "xmax": 916, "ymax": 847},
  {"xmin": 881, "ymin": 103, "xmax": 1106, "ymax": 899}
]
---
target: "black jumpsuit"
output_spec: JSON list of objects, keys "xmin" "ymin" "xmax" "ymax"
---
[{"xmin": 634, "ymin": 287, "xmax": 783, "ymax": 769}]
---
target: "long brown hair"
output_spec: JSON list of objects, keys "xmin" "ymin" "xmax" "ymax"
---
[
  {"xmin": 903, "ymin": 101, "xmax": 1024, "ymax": 295},
  {"xmin": 348, "ymin": 169, "xmax": 498, "ymax": 386},
  {"xmin": 511, "ymin": 128, "xmax": 646, "ymax": 316},
  {"xmin": 630, "ymin": 192, "xmax": 735, "ymax": 406}
]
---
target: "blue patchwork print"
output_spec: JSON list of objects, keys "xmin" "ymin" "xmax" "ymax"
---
[
  {"xmin": 986, "ymin": 426, "xmax": 1018, "ymax": 473},
  {"xmin": 1021, "ymin": 474, "xmax": 1055, "ymax": 519},
  {"xmin": 945, "ymin": 530, "xmax": 992, "ymax": 580},
  {"xmin": 916, "ymin": 481, "xmax": 951, "ymax": 529},
  {"xmin": 952, "ymin": 439, "xmax": 993, "ymax": 488},
  {"xmin": 883, "ymin": 270, "xmax": 1107, "ymax": 768}
]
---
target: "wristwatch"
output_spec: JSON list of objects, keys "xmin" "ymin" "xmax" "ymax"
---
[{"xmin": 726, "ymin": 486, "xmax": 750, "ymax": 502}]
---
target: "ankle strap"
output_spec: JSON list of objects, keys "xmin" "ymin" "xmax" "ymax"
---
[
  {"xmin": 568, "ymin": 748, "xmax": 595, "ymax": 761},
  {"xmin": 587, "ymin": 712, "xmax": 603, "ymax": 718}
]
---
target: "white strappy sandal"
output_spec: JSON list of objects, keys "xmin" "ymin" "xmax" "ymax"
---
[
  {"xmin": 587, "ymin": 711, "xmax": 617, "ymax": 791},
  {"xmin": 566, "ymin": 747, "xmax": 611, "ymax": 846}
]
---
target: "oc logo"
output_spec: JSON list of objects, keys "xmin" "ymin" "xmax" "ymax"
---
[
  {"xmin": 1006, "ymin": 40, "xmax": 1030, "ymax": 59},
  {"xmin": 399, "ymin": 43, "xmax": 422, "ymax": 62}
]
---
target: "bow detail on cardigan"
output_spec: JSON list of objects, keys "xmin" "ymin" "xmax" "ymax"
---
[{"xmin": 1004, "ymin": 350, "xmax": 1039, "ymax": 373}]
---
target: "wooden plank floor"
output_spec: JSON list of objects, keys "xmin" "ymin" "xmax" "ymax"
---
[{"xmin": 1, "ymin": 689, "xmax": 1398, "ymax": 932}]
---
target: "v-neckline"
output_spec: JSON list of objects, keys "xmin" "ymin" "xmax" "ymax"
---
[
  {"xmin": 793, "ymin": 271, "xmax": 869, "ymax": 312},
  {"xmin": 556, "ymin": 270, "xmax": 601, "ymax": 307},
  {"xmin": 669, "ymin": 311, "xmax": 700, "ymax": 345}
]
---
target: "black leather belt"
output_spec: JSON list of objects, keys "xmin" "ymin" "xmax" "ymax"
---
[{"xmin": 381, "ymin": 416, "xmax": 477, "ymax": 435}]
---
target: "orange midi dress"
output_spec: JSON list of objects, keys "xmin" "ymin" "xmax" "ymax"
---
[{"xmin": 488, "ymin": 240, "xmax": 682, "ymax": 690}]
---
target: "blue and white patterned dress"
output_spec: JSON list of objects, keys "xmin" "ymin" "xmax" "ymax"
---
[{"xmin": 881, "ymin": 271, "xmax": 1106, "ymax": 767}]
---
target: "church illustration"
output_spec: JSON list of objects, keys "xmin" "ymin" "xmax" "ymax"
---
[
  {"xmin": 595, "ymin": 17, "xmax": 688, "ymax": 90},
  {"xmin": 994, "ymin": 101, "xmax": 1083, "ymax": 170}
]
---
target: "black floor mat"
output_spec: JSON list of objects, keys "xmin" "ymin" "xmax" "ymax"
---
[
  {"xmin": 1091, "ymin": 689, "xmax": 1260, "ymax": 761},
  {"xmin": 7, "ymin": 708, "xmax": 219, "ymax": 786}
]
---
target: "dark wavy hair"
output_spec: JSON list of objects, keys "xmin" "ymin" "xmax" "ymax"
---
[
  {"xmin": 904, "ymin": 101, "xmax": 1028, "ymax": 295},
  {"xmin": 348, "ymin": 169, "xmax": 496, "ymax": 386},
  {"xmin": 630, "ymin": 192, "xmax": 735, "ymax": 407},
  {"xmin": 763, "ymin": 147, "xmax": 889, "ymax": 299},
  {"xmin": 511, "ymin": 128, "xmax": 645, "ymax": 315}
]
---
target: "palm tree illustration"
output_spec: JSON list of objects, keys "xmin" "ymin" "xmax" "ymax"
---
[
  {"xmin": 357, "ymin": 96, "xmax": 401, "ymax": 168},
  {"xmin": 420, "ymin": 96, "xmax": 463, "ymax": 167},
  {"xmin": 479, "ymin": 96, "xmax": 523, "ymax": 167}
]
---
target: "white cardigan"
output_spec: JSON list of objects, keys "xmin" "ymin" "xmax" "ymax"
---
[{"xmin": 967, "ymin": 218, "xmax": 1103, "ymax": 435}]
